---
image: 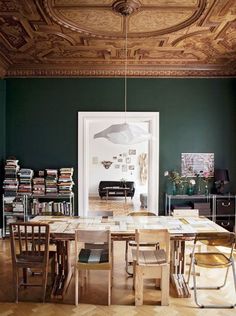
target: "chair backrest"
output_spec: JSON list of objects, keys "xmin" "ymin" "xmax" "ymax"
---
[
  {"xmin": 10, "ymin": 222, "xmax": 50, "ymax": 265},
  {"xmin": 128, "ymin": 211, "xmax": 156, "ymax": 216},
  {"xmin": 75, "ymin": 229, "xmax": 111, "ymax": 263},
  {"xmin": 173, "ymin": 209, "xmax": 199, "ymax": 217},
  {"xmin": 135, "ymin": 229, "xmax": 170, "ymax": 264},
  {"xmin": 194, "ymin": 232, "xmax": 235, "ymax": 249}
]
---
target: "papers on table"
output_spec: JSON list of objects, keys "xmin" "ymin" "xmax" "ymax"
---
[{"xmin": 31, "ymin": 215, "xmax": 224, "ymax": 235}]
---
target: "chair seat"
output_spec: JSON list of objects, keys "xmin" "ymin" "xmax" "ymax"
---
[
  {"xmin": 194, "ymin": 252, "xmax": 231, "ymax": 268},
  {"xmin": 132, "ymin": 248, "xmax": 167, "ymax": 265},
  {"xmin": 16, "ymin": 252, "xmax": 45, "ymax": 264},
  {"xmin": 78, "ymin": 248, "xmax": 109, "ymax": 263}
]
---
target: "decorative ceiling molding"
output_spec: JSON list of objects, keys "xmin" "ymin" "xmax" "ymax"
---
[
  {"xmin": 43, "ymin": 0, "xmax": 207, "ymax": 38},
  {"xmin": 6, "ymin": 65, "xmax": 236, "ymax": 78},
  {"xmin": 0, "ymin": 0, "xmax": 235, "ymax": 78}
]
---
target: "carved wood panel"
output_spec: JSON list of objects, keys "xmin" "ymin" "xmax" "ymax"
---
[{"xmin": 0, "ymin": 0, "xmax": 235, "ymax": 77}]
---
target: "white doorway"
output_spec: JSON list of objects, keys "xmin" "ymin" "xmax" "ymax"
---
[{"xmin": 78, "ymin": 112, "xmax": 159, "ymax": 216}]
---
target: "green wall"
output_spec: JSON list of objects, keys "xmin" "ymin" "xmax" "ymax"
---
[
  {"xmin": 0, "ymin": 80, "xmax": 6, "ymax": 227},
  {"xmin": 5, "ymin": 78, "xmax": 236, "ymax": 214}
]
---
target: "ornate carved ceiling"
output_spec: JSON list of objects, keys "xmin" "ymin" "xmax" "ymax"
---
[{"xmin": 0, "ymin": 0, "xmax": 236, "ymax": 77}]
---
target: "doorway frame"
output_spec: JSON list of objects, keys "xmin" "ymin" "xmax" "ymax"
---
[{"xmin": 78, "ymin": 112, "xmax": 159, "ymax": 216}]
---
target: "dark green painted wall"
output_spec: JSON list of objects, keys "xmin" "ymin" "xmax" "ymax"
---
[
  {"xmin": 5, "ymin": 78, "xmax": 236, "ymax": 214},
  {"xmin": 0, "ymin": 80, "xmax": 6, "ymax": 227}
]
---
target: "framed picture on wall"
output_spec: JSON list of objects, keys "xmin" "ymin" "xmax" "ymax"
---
[
  {"xmin": 181, "ymin": 153, "xmax": 214, "ymax": 177},
  {"xmin": 129, "ymin": 165, "xmax": 135, "ymax": 170},
  {"xmin": 129, "ymin": 149, "xmax": 136, "ymax": 155},
  {"xmin": 114, "ymin": 164, "xmax": 120, "ymax": 169},
  {"xmin": 118, "ymin": 158, "xmax": 123, "ymax": 163},
  {"xmin": 122, "ymin": 165, "xmax": 127, "ymax": 172},
  {"xmin": 126, "ymin": 157, "xmax": 131, "ymax": 164}
]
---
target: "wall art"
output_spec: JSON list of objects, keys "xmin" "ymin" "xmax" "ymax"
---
[
  {"xmin": 129, "ymin": 149, "xmax": 136, "ymax": 155},
  {"xmin": 126, "ymin": 157, "xmax": 131, "ymax": 164},
  {"xmin": 181, "ymin": 153, "xmax": 214, "ymax": 177},
  {"xmin": 122, "ymin": 165, "xmax": 127, "ymax": 172},
  {"xmin": 101, "ymin": 161, "xmax": 113, "ymax": 169}
]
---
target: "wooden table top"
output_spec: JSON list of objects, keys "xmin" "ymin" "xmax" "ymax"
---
[{"xmin": 31, "ymin": 215, "xmax": 227, "ymax": 239}]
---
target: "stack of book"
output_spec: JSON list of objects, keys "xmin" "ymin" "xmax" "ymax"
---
[
  {"xmin": 33, "ymin": 177, "xmax": 45, "ymax": 195},
  {"xmin": 58, "ymin": 168, "xmax": 74, "ymax": 195},
  {"xmin": 3, "ymin": 159, "xmax": 20, "ymax": 196},
  {"xmin": 18, "ymin": 168, "xmax": 34, "ymax": 195},
  {"xmin": 45, "ymin": 169, "xmax": 58, "ymax": 195}
]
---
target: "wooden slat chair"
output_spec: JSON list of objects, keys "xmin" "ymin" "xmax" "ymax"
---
[
  {"xmin": 9, "ymin": 222, "xmax": 51, "ymax": 303},
  {"xmin": 187, "ymin": 232, "xmax": 236, "ymax": 308},
  {"xmin": 74, "ymin": 229, "xmax": 112, "ymax": 306},
  {"xmin": 132, "ymin": 229, "xmax": 170, "ymax": 306},
  {"xmin": 125, "ymin": 211, "xmax": 158, "ymax": 276}
]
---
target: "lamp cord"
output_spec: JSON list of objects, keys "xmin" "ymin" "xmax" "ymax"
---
[{"xmin": 124, "ymin": 16, "xmax": 128, "ymax": 123}]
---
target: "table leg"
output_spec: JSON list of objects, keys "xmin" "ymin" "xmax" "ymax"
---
[
  {"xmin": 170, "ymin": 239, "xmax": 191, "ymax": 298},
  {"xmin": 51, "ymin": 240, "xmax": 73, "ymax": 299}
]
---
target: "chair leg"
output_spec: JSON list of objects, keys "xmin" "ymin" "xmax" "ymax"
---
[
  {"xmin": 135, "ymin": 266, "xmax": 143, "ymax": 306},
  {"xmin": 108, "ymin": 270, "xmax": 111, "ymax": 306},
  {"xmin": 133, "ymin": 261, "xmax": 136, "ymax": 290},
  {"xmin": 42, "ymin": 266, "xmax": 49, "ymax": 303},
  {"xmin": 231, "ymin": 260, "xmax": 236, "ymax": 304},
  {"xmin": 160, "ymin": 265, "xmax": 169, "ymax": 306},
  {"xmin": 75, "ymin": 267, "xmax": 79, "ymax": 306},
  {"xmin": 192, "ymin": 263, "xmax": 235, "ymax": 308},
  {"xmin": 13, "ymin": 268, "xmax": 19, "ymax": 303},
  {"xmin": 23, "ymin": 268, "xmax": 28, "ymax": 288}
]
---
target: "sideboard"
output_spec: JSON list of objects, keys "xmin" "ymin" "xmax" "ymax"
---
[{"xmin": 165, "ymin": 194, "xmax": 236, "ymax": 233}]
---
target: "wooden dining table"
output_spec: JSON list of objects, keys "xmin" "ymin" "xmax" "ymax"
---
[{"xmin": 31, "ymin": 215, "xmax": 227, "ymax": 300}]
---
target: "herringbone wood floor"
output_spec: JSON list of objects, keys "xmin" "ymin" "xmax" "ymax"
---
[
  {"xmin": 0, "ymin": 238, "xmax": 236, "ymax": 316},
  {"xmin": 89, "ymin": 196, "xmax": 142, "ymax": 215}
]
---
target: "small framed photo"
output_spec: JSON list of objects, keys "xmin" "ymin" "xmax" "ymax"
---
[
  {"xmin": 126, "ymin": 157, "xmax": 131, "ymax": 164},
  {"xmin": 113, "ymin": 156, "xmax": 117, "ymax": 160},
  {"xmin": 122, "ymin": 165, "xmax": 127, "ymax": 172},
  {"xmin": 129, "ymin": 165, "xmax": 135, "ymax": 170},
  {"xmin": 114, "ymin": 164, "xmax": 120, "ymax": 169},
  {"xmin": 92, "ymin": 156, "xmax": 98, "ymax": 164},
  {"xmin": 129, "ymin": 149, "xmax": 136, "ymax": 155},
  {"xmin": 118, "ymin": 158, "xmax": 123, "ymax": 163}
]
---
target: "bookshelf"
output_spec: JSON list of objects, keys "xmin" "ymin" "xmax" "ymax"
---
[
  {"xmin": 2, "ymin": 159, "xmax": 75, "ymax": 237},
  {"xmin": 2, "ymin": 195, "xmax": 27, "ymax": 237},
  {"xmin": 27, "ymin": 193, "xmax": 74, "ymax": 217}
]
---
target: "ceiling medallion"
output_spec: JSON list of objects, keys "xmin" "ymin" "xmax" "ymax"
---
[{"xmin": 112, "ymin": 0, "xmax": 141, "ymax": 16}]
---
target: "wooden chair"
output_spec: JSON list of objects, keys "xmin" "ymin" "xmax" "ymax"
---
[
  {"xmin": 10, "ymin": 222, "xmax": 51, "ymax": 303},
  {"xmin": 132, "ymin": 229, "xmax": 170, "ymax": 306},
  {"xmin": 74, "ymin": 229, "xmax": 112, "ymax": 306},
  {"xmin": 125, "ymin": 211, "xmax": 157, "ymax": 275},
  {"xmin": 187, "ymin": 232, "xmax": 236, "ymax": 308}
]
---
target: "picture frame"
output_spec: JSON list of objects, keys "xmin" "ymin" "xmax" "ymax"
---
[
  {"xmin": 122, "ymin": 165, "xmax": 127, "ymax": 172},
  {"xmin": 126, "ymin": 157, "xmax": 131, "ymax": 164},
  {"xmin": 129, "ymin": 149, "xmax": 136, "ymax": 155},
  {"xmin": 181, "ymin": 153, "xmax": 214, "ymax": 177}
]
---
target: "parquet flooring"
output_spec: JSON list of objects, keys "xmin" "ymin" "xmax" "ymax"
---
[
  {"xmin": 0, "ymin": 238, "xmax": 236, "ymax": 315},
  {"xmin": 89, "ymin": 197, "xmax": 142, "ymax": 215}
]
